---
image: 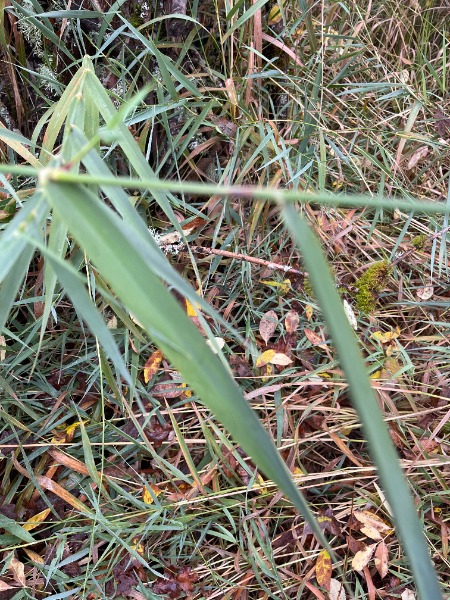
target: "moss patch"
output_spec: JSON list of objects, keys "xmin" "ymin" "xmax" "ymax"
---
[{"xmin": 355, "ymin": 260, "xmax": 392, "ymax": 313}]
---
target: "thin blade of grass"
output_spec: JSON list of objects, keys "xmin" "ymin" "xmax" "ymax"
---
[{"xmin": 282, "ymin": 202, "xmax": 442, "ymax": 600}]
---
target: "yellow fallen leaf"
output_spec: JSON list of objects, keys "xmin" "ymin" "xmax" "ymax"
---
[
  {"xmin": 22, "ymin": 508, "xmax": 52, "ymax": 531},
  {"xmin": 260, "ymin": 279, "xmax": 291, "ymax": 295},
  {"xmin": 143, "ymin": 349, "xmax": 163, "ymax": 383},
  {"xmin": 371, "ymin": 327, "xmax": 400, "ymax": 344},
  {"xmin": 268, "ymin": 0, "xmax": 288, "ymax": 25},
  {"xmin": 143, "ymin": 483, "xmax": 163, "ymax": 504},
  {"xmin": 262, "ymin": 363, "xmax": 274, "ymax": 382},
  {"xmin": 315, "ymin": 549, "xmax": 332, "ymax": 590},
  {"xmin": 305, "ymin": 304, "xmax": 313, "ymax": 321},
  {"xmin": 256, "ymin": 349, "xmax": 276, "ymax": 367}
]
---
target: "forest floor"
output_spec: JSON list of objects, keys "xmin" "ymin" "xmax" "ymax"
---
[{"xmin": 0, "ymin": 1, "xmax": 449, "ymax": 599}]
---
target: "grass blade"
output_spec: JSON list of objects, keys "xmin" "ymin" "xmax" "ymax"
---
[{"xmin": 282, "ymin": 203, "xmax": 442, "ymax": 600}]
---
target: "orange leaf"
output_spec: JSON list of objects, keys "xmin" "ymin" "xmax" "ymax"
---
[
  {"xmin": 144, "ymin": 349, "xmax": 163, "ymax": 383},
  {"xmin": 315, "ymin": 549, "xmax": 332, "ymax": 590}
]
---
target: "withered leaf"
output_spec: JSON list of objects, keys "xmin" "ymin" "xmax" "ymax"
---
[
  {"xmin": 259, "ymin": 310, "xmax": 278, "ymax": 344},
  {"xmin": 315, "ymin": 549, "xmax": 332, "ymax": 590},
  {"xmin": 143, "ymin": 350, "xmax": 163, "ymax": 383},
  {"xmin": 9, "ymin": 556, "xmax": 26, "ymax": 587},
  {"xmin": 351, "ymin": 543, "xmax": 376, "ymax": 572},
  {"xmin": 329, "ymin": 578, "xmax": 346, "ymax": 600},
  {"xmin": 353, "ymin": 510, "xmax": 392, "ymax": 540},
  {"xmin": 374, "ymin": 540, "xmax": 389, "ymax": 578},
  {"xmin": 304, "ymin": 327, "xmax": 327, "ymax": 349},
  {"xmin": 284, "ymin": 309, "xmax": 299, "ymax": 334}
]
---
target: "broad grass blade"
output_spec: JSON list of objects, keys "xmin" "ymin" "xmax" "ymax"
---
[{"xmin": 43, "ymin": 179, "xmax": 332, "ymax": 548}]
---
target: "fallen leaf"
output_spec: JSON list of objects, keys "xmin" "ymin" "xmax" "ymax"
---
[
  {"xmin": 144, "ymin": 349, "xmax": 163, "ymax": 383},
  {"xmin": 352, "ymin": 543, "xmax": 376, "ymax": 572},
  {"xmin": 374, "ymin": 541, "xmax": 389, "ymax": 578},
  {"xmin": 417, "ymin": 285, "xmax": 434, "ymax": 300},
  {"xmin": 261, "ymin": 363, "xmax": 274, "ymax": 382},
  {"xmin": 284, "ymin": 309, "xmax": 299, "ymax": 334},
  {"xmin": 256, "ymin": 349, "xmax": 276, "ymax": 367},
  {"xmin": 9, "ymin": 556, "xmax": 26, "ymax": 587},
  {"xmin": 329, "ymin": 578, "xmax": 346, "ymax": 600},
  {"xmin": 0, "ymin": 335, "xmax": 6, "ymax": 361},
  {"xmin": 401, "ymin": 590, "xmax": 416, "ymax": 600},
  {"xmin": 353, "ymin": 510, "xmax": 392, "ymax": 540},
  {"xmin": 22, "ymin": 508, "xmax": 51, "ymax": 531},
  {"xmin": 0, "ymin": 581, "xmax": 15, "ymax": 592},
  {"xmin": 143, "ymin": 484, "xmax": 163, "ymax": 504},
  {"xmin": 268, "ymin": 0, "xmax": 288, "ymax": 25},
  {"xmin": 371, "ymin": 327, "xmax": 400, "ymax": 344},
  {"xmin": 304, "ymin": 327, "xmax": 327, "ymax": 349},
  {"xmin": 260, "ymin": 279, "xmax": 291, "ymax": 295},
  {"xmin": 305, "ymin": 304, "xmax": 313, "ymax": 321},
  {"xmin": 343, "ymin": 300, "xmax": 357, "ymax": 330},
  {"xmin": 259, "ymin": 310, "xmax": 278, "ymax": 344},
  {"xmin": 315, "ymin": 549, "xmax": 332, "ymax": 590},
  {"xmin": 270, "ymin": 352, "xmax": 292, "ymax": 366}
]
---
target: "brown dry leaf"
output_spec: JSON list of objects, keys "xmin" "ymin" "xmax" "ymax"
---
[
  {"xmin": 374, "ymin": 541, "xmax": 389, "ymax": 578},
  {"xmin": 284, "ymin": 309, "xmax": 299, "ymax": 334},
  {"xmin": 401, "ymin": 590, "xmax": 416, "ymax": 600},
  {"xmin": 354, "ymin": 510, "xmax": 392, "ymax": 540},
  {"xmin": 143, "ymin": 349, "xmax": 163, "ymax": 383},
  {"xmin": 22, "ymin": 508, "xmax": 52, "ymax": 531},
  {"xmin": 329, "ymin": 578, "xmax": 346, "ymax": 600},
  {"xmin": 305, "ymin": 304, "xmax": 313, "ymax": 321},
  {"xmin": 407, "ymin": 146, "xmax": 429, "ymax": 170},
  {"xmin": 304, "ymin": 327, "xmax": 327, "ymax": 349},
  {"xmin": 315, "ymin": 549, "xmax": 332, "ymax": 590},
  {"xmin": 9, "ymin": 556, "xmax": 26, "ymax": 587},
  {"xmin": 351, "ymin": 543, "xmax": 376, "ymax": 572},
  {"xmin": 152, "ymin": 381, "xmax": 185, "ymax": 398},
  {"xmin": 259, "ymin": 310, "xmax": 278, "ymax": 344}
]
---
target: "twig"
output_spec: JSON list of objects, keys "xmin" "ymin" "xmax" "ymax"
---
[{"xmin": 189, "ymin": 245, "xmax": 304, "ymax": 276}]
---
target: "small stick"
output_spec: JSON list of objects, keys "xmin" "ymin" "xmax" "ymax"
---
[{"xmin": 189, "ymin": 245, "xmax": 304, "ymax": 276}]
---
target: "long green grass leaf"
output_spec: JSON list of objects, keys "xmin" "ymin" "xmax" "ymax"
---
[{"xmin": 282, "ymin": 203, "xmax": 442, "ymax": 600}]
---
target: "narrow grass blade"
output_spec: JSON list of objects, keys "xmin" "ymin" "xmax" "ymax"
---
[{"xmin": 282, "ymin": 203, "xmax": 442, "ymax": 600}]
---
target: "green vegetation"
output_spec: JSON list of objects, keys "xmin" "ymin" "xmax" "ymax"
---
[{"xmin": 0, "ymin": 1, "xmax": 448, "ymax": 599}]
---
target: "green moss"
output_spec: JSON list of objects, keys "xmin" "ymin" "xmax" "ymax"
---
[
  {"xmin": 303, "ymin": 277, "xmax": 315, "ymax": 297},
  {"xmin": 412, "ymin": 234, "xmax": 427, "ymax": 250},
  {"xmin": 355, "ymin": 260, "xmax": 392, "ymax": 313}
]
